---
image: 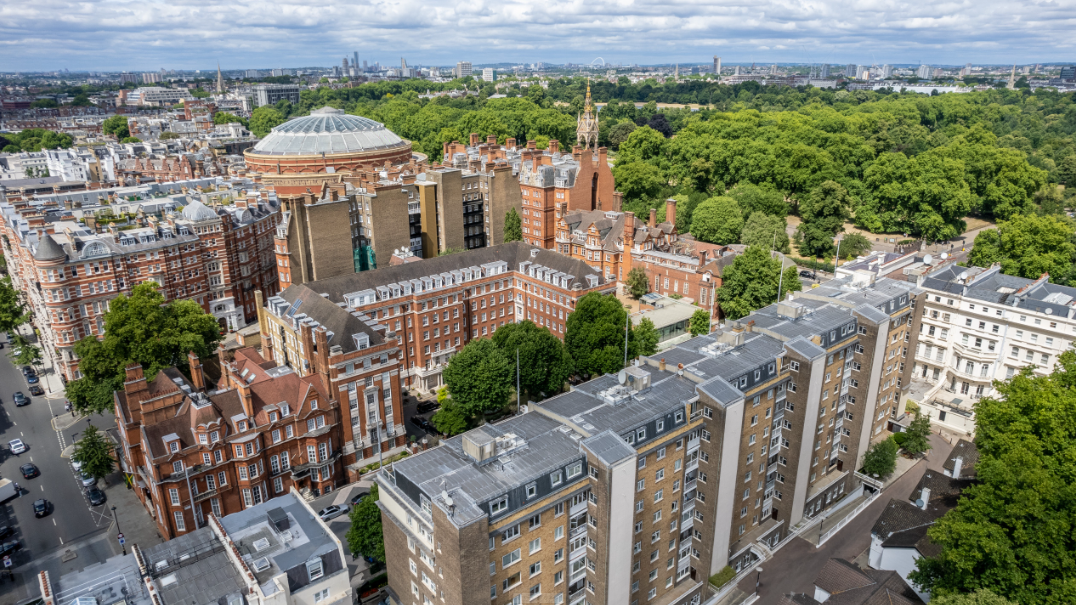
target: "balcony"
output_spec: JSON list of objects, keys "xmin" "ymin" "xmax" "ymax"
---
[
  {"xmin": 686, "ymin": 436, "xmax": 700, "ymax": 453},
  {"xmin": 407, "ymin": 202, "xmax": 420, "ymax": 215},
  {"xmin": 953, "ymin": 343, "xmax": 996, "ymax": 362}
]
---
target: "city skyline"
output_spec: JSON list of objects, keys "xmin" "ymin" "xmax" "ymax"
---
[{"xmin": 1, "ymin": 0, "xmax": 1073, "ymax": 71}]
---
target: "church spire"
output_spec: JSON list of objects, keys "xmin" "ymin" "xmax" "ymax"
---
[
  {"xmin": 577, "ymin": 78, "xmax": 599, "ymax": 153},
  {"xmin": 216, "ymin": 63, "xmax": 224, "ymax": 94}
]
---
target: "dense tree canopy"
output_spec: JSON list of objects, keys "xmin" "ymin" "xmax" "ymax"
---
[
  {"xmin": 968, "ymin": 213, "xmax": 1076, "ymax": 285},
  {"xmin": 346, "ymin": 484, "xmax": 385, "ymax": 563},
  {"xmin": 503, "ymin": 208, "xmax": 522, "ymax": 243},
  {"xmin": 491, "ymin": 320, "xmax": 573, "ymax": 400},
  {"xmin": 691, "ymin": 196, "xmax": 744, "ymax": 245},
  {"xmin": 565, "ymin": 293, "xmax": 638, "ymax": 377},
  {"xmin": 0, "ymin": 128, "xmax": 73, "ymax": 153},
  {"xmin": 796, "ymin": 181, "xmax": 852, "ymax": 257},
  {"xmin": 910, "ymin": 353, "xmax": 1076, "ymax": 604},
  {"xmin": 443, "ymin": 338, "xmax": 514, "ymax": 416},
  {"xmin": 101, "ymin": 115, "xmax": 129, "ymax": 139},
  {"xmin": 740, "ymin": 213, "xmax": 791, "ymax": 253}
]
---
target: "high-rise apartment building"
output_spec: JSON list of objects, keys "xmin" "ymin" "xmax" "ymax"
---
[
  {"xmin": 714, "ymin": 56, "xmax": 721, "ymax": 75},
  {"xmin": 846, "ymin": 64, "xmax": 857, "ymax": 79},
  {"xmin": 820, "ymin": 64, "xmax": 830, "ymax": 78},
  {"xmin": 456, "ymin": 61, "xmax": 474, "ymax": 79},
  {"xmin": 483, "ymin": 68, "xmax": 496, "ymax": 82},
  {"xmin": 378, "ymin": 274, "xmax": 918, "ymax": 605},
  {"xmin": 142, "ymin": 72, "xmax": 162, "ymax": 84},
  {"xmin": 917, "ymin": 64, "xmax": 932, "ymax": 79}
]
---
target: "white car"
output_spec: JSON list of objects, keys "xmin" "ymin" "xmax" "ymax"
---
[{"xmin": 8, "ymin": 439, "xmax": 26, "ymax": 455}]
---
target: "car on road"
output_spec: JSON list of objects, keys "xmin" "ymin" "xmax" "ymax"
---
[
  {"xmin": 0, "ymin": 541, "xmax": 19, "ymax": 557},
  {"xmin": 79, "ymin": 472, "xmax": 97, "ymax": 487},
  {"xmin": 28, "ymin": 385, "xmax": 44, "ymax": 397},
  {"xmin": 8, "ymin": 439, "xmax": 27, "ymax": 455},
  {"xmin": 12, "ymin": 392, "xmax": 28, "ymax": 406},
  {"xmin": 20, "ymin": 463, "xmax": 39, "ymax": 479},
  {"xmin": 25, "ymin": 372, "xmax": 38, "ymax": 384},
  {"xmin": 33, "ymin": 499, "xmax": 50, "ymax": 518},
  {"xmin": 410, "ymin": 415, "xmax": 435, "ymax": 432},
  {"xmin": 20, "ymin": 366, "xmax": 33, "ymax": 377},
  {"xmin": 0, "ymin": 526, "xmax": 13, "ymax": 539},
  {"xmin": 349, "ymin": 492, "xmax": 369, "ymax": 507},
  {"xmin": 318, "ymin": 505, "xmax": 347, "ymax": 522},
  {"xmin": 86, "ymin": 487, "xmax": 106, "ymax": 506},
  {"xmin": 416, "ymin": 401, "xmax": 439, "ymax": 414},
  {"xmin": 71, "ymin": 460, "xmax": 83, "ymax": 473},
  {"xmin": 799, "ymin": 270, "xmax": 816, "ymax": 280}
]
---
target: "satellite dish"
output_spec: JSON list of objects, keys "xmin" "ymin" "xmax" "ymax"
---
[
  {"xmin": 915, "ymin": 499, "xmax": 925, "ymax": 508},
  {"xmin": 923, "ymin": 254, "xmax": 934, "ymax": 266},
  {"xmin": 940, "ymin": 252, "xmax": 948, "ymax": 260},
  {"xmin": 618, "ymin": 370, "xmax": 628, "ymax": 385},
  {"xmin": 959, "ymin": 271, "xmax": 968, "ymax": 281}
]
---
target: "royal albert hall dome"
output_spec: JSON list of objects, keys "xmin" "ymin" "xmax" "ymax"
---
[{"xmin": 243, "ymin": 107, "xmax": 414, "ymax": 175}]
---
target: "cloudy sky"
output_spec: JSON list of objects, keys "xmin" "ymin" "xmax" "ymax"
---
[{"xmin": 2, "ymin": 0, "xmax": 1074, "ymax": 72}]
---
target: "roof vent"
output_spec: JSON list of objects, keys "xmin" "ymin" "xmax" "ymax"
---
[
  {"xmin": 267, "ymin": 507, "xmax": 290, "ymax": 532},
  {"xmin": 530, "ymin": 248, "xmax": 540, "ymax": 258},
  {"xmin": 252, "ymin": 557, "xmax": 271, "ymax": 572}
]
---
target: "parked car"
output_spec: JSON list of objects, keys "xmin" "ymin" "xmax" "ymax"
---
[
  {"xmin": 410, "ymin": 415, "xmax": 434, "ymax": 432},
  {"xmin": 86, "ymin": 487, "xmax": 106, "ymax": 506},
  {"xmin": 8, "ymin": 439, "xmax": 27, "ymax": 455},
  {"xmin": 318, "ymin": 505, "xmax": 347, "ymax": 522},
  {"xmin": 0, "ymin": 541, "xmax": 19, "ymax": 556},
  {"xmin": 799, "ymin": 270, "xmax": 816, "ymax": 280},
  {"xmin": 349, "ymin": 492, "xmax": 369, "ymax": 507},
  {"xmin": 71, "ymin": 460, "xmax": 83, "ymax": 473},
  {"xmin": 79, "ymin": 472, "xmax": 97, "ymax": 487},
  {"xmin": 12, "ymin": 392, "xmax": 28, "ymax": 406},
  {"xmin": 20, "ymin": 463, "xmax": 39, "ymax": 479},
  {"xmin": 416, "ymin": 401, "xmax": 439, "ymax": 414},
  {"xmin": 33, "ymin": 499, "xmax": 50, "ymax": 518},
  {"xmin": 20, "ymin": 366, "xmax": 32, "ymax": 377},
  {"xmin": 28, "ymin": 385, "xmax": 44, "ymax": 397},
  {"xmin": 0, "ymin": 526, "xmax": 13, "ymax": 539}
]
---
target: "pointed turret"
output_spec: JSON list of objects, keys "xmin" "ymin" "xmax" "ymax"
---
[{"xmin": 216, "ymin": 63, "xmax": 224, "ymax": 94}]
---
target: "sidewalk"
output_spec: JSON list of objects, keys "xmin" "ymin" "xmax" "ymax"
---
[{"xmin": 12, "ymin": 322, "xmax": 65, "ymax": 398}]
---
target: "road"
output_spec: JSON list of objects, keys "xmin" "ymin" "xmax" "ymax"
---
[
  {"xmin": 740, "ymin": 432, "xmax": 954, "ymax": 603},
  {"xmin": 0, "ymin": 332, "xmax": 128, "ymax": 604}
]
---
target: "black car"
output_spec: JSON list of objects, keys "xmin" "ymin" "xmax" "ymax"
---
[
  {"xmin": 86, "ymin": 487, "xmax": 106, "ymax": 506},
  {"xmin": 28, "ymin": 385, "xmax": 44, "ymax": 397},
  {"xmin": 0, "ymin": 526, "xmax": 12, "ymax": 539},
  {"xmin": 20, "ymin": 366, "xmax": 32, "ymax": 377},
  {"xmin": 0, "ymin": 541, "xmax": 19, "ymax": 557},
  {"xmin": 12, "ymin": 392, "xmax": 27, "ymax": 406},
  {"xmin": 416, "ymin": 401, "xmax": 439, "ymax": 414},
  {"xmin": 19, "ymin": 463, "xmax": 39, "ymax": 479},
  {"xmin": 799, "ymin": 270, "xmax": 816, "ymax": 280},
  {"xmin": 33, "ymin": 499, "xmax": 49, "ymax": 518},
  {"xmin": 349, "ymin": 492, "xmax": 369, "ymax": 507},
  {"xmin": 410, "ymin": 415, "xmax": 433, "ymax": 432}
]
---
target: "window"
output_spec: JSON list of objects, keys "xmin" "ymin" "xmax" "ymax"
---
[
  {"xmin": 174, "ymin": 510, "xmax": 186, "ymax": 532},
  {"xmin": 567, "ymin": 462, "xmax": 583, "ymax": 478},
  {"xmin": 530, "ymin": 561, "xmax": 542, "ymax": 576},
  {"xmin": 502, "ymin": 549, "xmax": 521, "ymax": 568},
  {"xmin": 491, "ymin": 496, "xmax": 509, "ymax": 515},
  {"xmin": 529, "ymin": 514, "xmax": 541, "ymax": 529},
  {"xmin": 503, "ymin": 524, "xmax": 520, "ymax": 541},
  {"xmin": 313, "ymin": 589, "xmax": 330, "ymax": 603},
  {"xmin": 306, "ymin": 558, "xmax": 324, "ymax": 581},
  {"xmin": 550, "ymin": 470, "xmax": 563, "ymax": 485},
  {"xmin": 526, "ymin": 483, "xmax": 537, "ymax": 499},
  {"xmin": 529, "ymin": 537, "xmax": 541, "ymax": 554}
]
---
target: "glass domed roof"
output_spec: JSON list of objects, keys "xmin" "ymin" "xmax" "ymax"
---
[{"xmin": 250, "ymin": 107, "xmax": 408, "ymax": 156}]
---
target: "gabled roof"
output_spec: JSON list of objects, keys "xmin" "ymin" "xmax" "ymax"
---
[{"xmin": 813, "ymin": 559, "xmax": 924, "ymax": 605}]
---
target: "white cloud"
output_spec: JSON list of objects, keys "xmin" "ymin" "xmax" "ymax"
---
[{"xmin": 1, "ymin": 0, "xmax": 1073, "ymax": 71}]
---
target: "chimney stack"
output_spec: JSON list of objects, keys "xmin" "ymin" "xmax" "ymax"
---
[
  {"xmin": 951, "ymin": 457, "xmax": 963, "ymax": 478},
  {"xmin": 919, "ymin": 487, "xmax": 931, "ymax": 509},
  {"xmin": 469, "ymin": 133, "xmax": 480, "ymax": 146},
  {"xmin": 665, "ymin": 198, "xmax": 677, "ymax": 230},
  {"xmin": 649, "ymin": 208, "xmax": 656, "ymax": 228},
  {"xmin": 187, "ymin": 351, "xmax": 204, "ymax": 391},
  {"xmin": 548, "ymin": 140, "xmax": 559, "ymax": 154},
  {"xmin": 659, "ymin": 358, "xmax": 666, "ymax": 372},
  {"xmin": 613, "ymin": 191, "xmax": 623, "ymax": 212}
]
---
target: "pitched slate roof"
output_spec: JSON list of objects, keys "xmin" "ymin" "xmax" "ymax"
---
[{"xmin": 813, "ymin": 559, "xmax": 924, "ymax": 605}]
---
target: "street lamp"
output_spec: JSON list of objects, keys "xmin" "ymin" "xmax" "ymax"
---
[
  {"xmin": 112, "ymin": 505, "xmax": 127, "ymax": 556},
  {"xmin": 370, "ymin": 422, "xmax": 385, "ymax": 469},
  {"xmin": 755, "ymin": 566, "xmax": 763, "ymax": 591}
]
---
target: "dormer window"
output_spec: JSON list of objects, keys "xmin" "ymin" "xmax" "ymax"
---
[
  {"xmin": 198, "ymin": 433, "xmax": 207, "ymax": 445},
  {"xmin": 169, "ymin": 441, "xmax": 179, "ymax": 453},
  {"xmin": 310, "ymin": 399, "xmax": 318, "ymax": 410},
  {"xmin": 269, "ymin": 412, "xmax": 278, "ymax": 422},
  {"xmin": 238, "ymin": 420, "xmax": 247, "ymax": 431},
  {"xmin": 306, "ymin": 558, "xmax": 324, "ymax": 581},
  {"xmin": 210, "ymin": 431, "xmax": 219, "ymax": 443},
  {"xmin": 281, "ymin": 404, "xmax": 290, "ymax": 416}
]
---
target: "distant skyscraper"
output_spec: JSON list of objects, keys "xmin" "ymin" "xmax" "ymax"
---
[
  {"xmin": 342, "ymin": 57, "xmax": 349, "ymax": 74},
  {"xmin": 354, "ymin": 51, "xmax": 360, "ymax": 70},
  {"xmin": 455, "ymin": 61, "xmax": 473, "ymax": 78},
  {"xmin": 820, "ymin": 63, "xmax": 830, "ymax": 78},
  {"xmin": 734, "ymin": 65, "xmax": 741, "ymax": 75},
  {"xmin": 880, "ymin": 64, "xmax": 892, "ymax": 79},
  {"xmin": 846, "ymin": 64, "xmax": 857, "ymax": 78},
  {"xmin": 482, "ymin": 67, "xmax": 495, "ymax": 82},
  {"xmin": 856, "ymin": 65, "xmax": 869, "ymax": 79},
  {"xmin": 917, "ymin": 64, "xmax": 932, "ymax": 79},
  {"xmin": 713, "ymin": 56, "xmax": 721, "ymax": 76},
  {"xmin": 770, "ymin": 64, "xmax": 777, "ymax": 75}
]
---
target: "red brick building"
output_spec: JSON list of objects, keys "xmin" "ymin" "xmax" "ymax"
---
[
  {"xmin": 441, "ymin": 136, "xmax": 617, "ymax": 249},
  {"xmin": 268, "ymin": 241, "xmax": 615, "ymax": 394},
  {"xmin": 115, "ymin": 348, "xmax": 344, "ymax": 539},
  {"xmin": 257, "ymin": 284, "xmax": 407, "ymax": 475},
  {"xmin": 0, "ymin": 196, "xmax": 280, "ymax": 381}
]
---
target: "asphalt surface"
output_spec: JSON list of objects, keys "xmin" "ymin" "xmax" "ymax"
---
[{"xmin": 741, "ymin": 432, "xmax": 955, "ymax": 603}]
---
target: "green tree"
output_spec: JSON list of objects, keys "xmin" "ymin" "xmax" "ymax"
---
[
  {"xmin": 249, "ymin": 106, "xmax": 286, "ymax": 137},
  {"xmin": 443, "ymin": 338, "xmax": 513, "ymax": 416},
  {"xmin": 9, "ymin": 335, "xmax": 41, "ymax": 366},
  {"xmin": 1058, "ymin": 155, "xmax": 1076, "ymax": 187},
  {"xmin": 608, "ymin": 121, "xmax": 636, "ymax": 150},
  {"xmin": 71, "ymin": 424, "xmax": 115, "ymax": 480},
  {"xmin": 612, "ymin": 161, "xmax": 665, "ymax": 205},
  {"xmin": 909, "ymin": 353, "xmax": 1076, "ymax": 604},
  {"xmin": 902, "ymin": 412, "xmax": 933, "ymax": 457},
  {"xmin": 102, "ymin": 116, "xmax": 129, "ymax": 139},
  {"xmin": 796, "ymin": 181, "xmax": 851, "ymax": 258},
  {"xmin": 158, "ymin": 132, "xmax": 181, "ymax": 140},
  {"xmin": 727, "ymin": 183, "xmax": 788, "ymax": 220},
  {"xmin": 503, "ymin": 208, "xmax": 523, "ymax": 242},
  {"xmin": 66, "ymin": 284, "xmax": 222, "ymax": 415},
  {"xmin": 740, "ymin": 213, "xmax": 790, "ymax": 253},
  {"xmin": 634, "ymin": 318, "xmax": 659, "ymax": 356},
  {"xmin": 0, "ymin": 277, "xmax": 30, "ymax": 333},
  {"xmin": 625, "ymin": 267, "xmax": 650, "ymax": 299},
  {"xmin": 717, "ymin": 246, "xmax": 803, "ymax": 320},
  {"xmin": 689, "ymin": 309, "xmax": 711, "ymax": 337},
  {"xmin": 565, "ymin": 293, "xmax": 635, "ymax": 377},
  {"xmin": 491, "ymin": 320, "xmax": 573, "ymax": 399},
  {"xmin": 213, "ymin": 112, "xmax": 248, "ymax": 128},
  {"xmin": 346, "ymin": 484, "xmax": 385, "ymax": 563},
  {"xmin": 968, "ymin": 214, "xmax": 1076, "ymax": 284},
  {"xmin": 691, "ymin": 196, "xmax": 744, "ymax": 245},
  {"xmin": 931, "ymin": 589, "xmax": 1019, "ymax": 605},
  {"xmin": 431, "ymin": 400, "xmax": 470, "ymax": 436},
  {"xmin": 837, "ymin": 233, "xmax": 873, "ymax": 260},
  {"xmin": 120, "ymin": 137, "xmax": 141, "ymax": 143},
  {"xmin": 862, "ymin": 437, "xmax": 898, "ymax": 479}
]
